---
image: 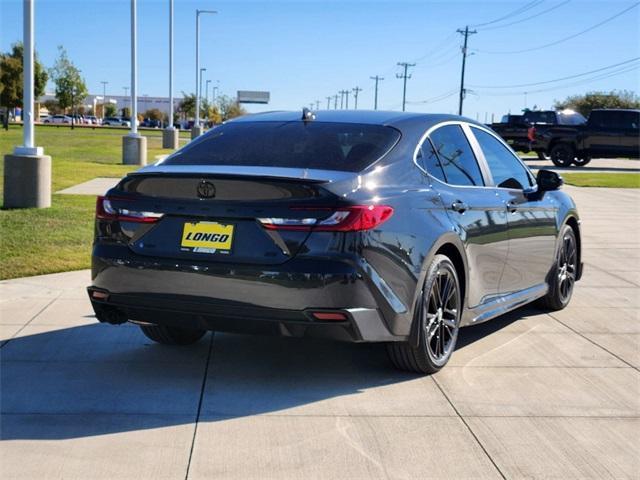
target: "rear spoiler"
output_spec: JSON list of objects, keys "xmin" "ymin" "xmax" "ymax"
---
[{"xmin": 131, "ymin": 164, "xmax": 356, "ymax": 184}]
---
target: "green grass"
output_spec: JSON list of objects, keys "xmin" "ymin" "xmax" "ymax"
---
[
  {"xmin": 0, "ymin": 125, "xmax": 190, "ymax": 279},
  {"xmin": 562, "ymin": 173, "xmax": 640, "ymax": 188}
]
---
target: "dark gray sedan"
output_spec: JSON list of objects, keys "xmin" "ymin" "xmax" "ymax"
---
[{"xmin": 88, "ymin": 110, "xmax": 582, "ymax": 373}]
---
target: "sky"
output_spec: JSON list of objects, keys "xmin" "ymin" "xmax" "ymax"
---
[{"xmin": 1, "ymin": 0, "xmax": 639, "ymax": 120}]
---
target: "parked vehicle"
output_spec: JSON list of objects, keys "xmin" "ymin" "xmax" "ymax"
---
[
  {"xmin": 140, "ymin": 118, "xmax": 161, "ymax": 128},
  {"xmin": 531, "ymin": 109, "xmax": 640, "ymax": 167},
  {"xmin": 88, "ymin": 110, "xmax": 582, "ymax": 373},
  {"xmin": 103, "ymin": 117, "xmax": 129, "ymax": 127},
  {"xmin": 43, "ymin": 114, "xmax": 71, "ymax": 124},
  {"xmin": 491, "ymin": 109, "xmax": 586, "ymax": 159},
  {"xmin": 86, "ymin": 115, "xmax": 100, "ymax": 125}
]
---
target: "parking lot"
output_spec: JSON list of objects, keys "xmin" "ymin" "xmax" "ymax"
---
[{"xmin": 1, "ymin": 185, "xmax": 638, "ymax": 479}]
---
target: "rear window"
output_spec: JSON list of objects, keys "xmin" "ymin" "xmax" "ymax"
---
[
  {"xmin": 523, "ymin": 111, "xmax": 557, "ymax": 124},
  {"xmin": 162, "ymin": 121, "xmax": 401, "ymax": 172},
  {"xmin": 557, "ymin": 111, "xmax": 586, "ymax": 125}
]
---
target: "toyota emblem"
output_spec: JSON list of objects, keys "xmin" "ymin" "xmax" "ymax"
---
[{"xmin": 197, "ymin": 180, "xmax": 216, "ymax": 199}]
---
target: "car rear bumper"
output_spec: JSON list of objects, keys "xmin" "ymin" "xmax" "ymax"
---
[{"xmin": 89, "ymin": 244, "xmax": 406, "ymax": 342}]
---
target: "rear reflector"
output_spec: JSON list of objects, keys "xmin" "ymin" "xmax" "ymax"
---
[
  {"xmin": 258, "ymin": 205, "xmax": 393, "ymax": 232},
  {"xmin": 96, "ymin": 196, "xmax": 163, "ymax": 223},
  {"xmin": 90, "ymin": 290, "xmax": 109, "ymax": 300},
  {"xmin": 311, "ymin": 312, "xmax": 348, "ymax": 321}
]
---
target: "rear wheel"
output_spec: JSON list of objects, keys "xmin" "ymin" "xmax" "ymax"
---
[
  {"xmin": 549, "ymin": 143, "xmax": 575, "ymax": 167},
  {"xmin": 538, "ymin": 225, "xmax": 577, "ymax": 311},
  {"xmin": 387, "ymin": 254, "xmax": 462, "ymax": 374},
  {"xmin": 139, "ymin": 324, "xmax": 207, "ymax": 345}
]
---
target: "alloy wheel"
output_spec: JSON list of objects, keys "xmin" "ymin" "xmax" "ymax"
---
[
  {"xmin": 424, "ymin": 267, "xmax": 460, "ymax": 366},
  {"xmin": 557, "ymin": 232, "xmax": 577, "ymax": 303}
]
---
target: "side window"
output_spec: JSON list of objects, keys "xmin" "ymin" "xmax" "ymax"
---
[
  {"xmin": 417, "ymin": 139, "xmax": 447, "ymax": 183},
  {"xmin": 428, "ymin": 125, "xmax": 484, "ymax": 186},
  {"xmin": 472, "ymin": 127, "xmax": 533, "ymax": 190}
]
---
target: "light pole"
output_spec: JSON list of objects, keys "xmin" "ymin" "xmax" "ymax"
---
[
  {"xmin": 163, "ymin": 0, "xmax": 179, "ymax": 148},
  {"xmin": 4, "ymin": 0, "xmax": 51, "ymax": 208},
  {"xmin": 193, "ymin": 9, "xmax": 216, "ymax": 138},
  {"xmin": 100, "ymin": 81, "xmax": 108, "ymax": 119},
  {"xmin": 205, "ymin": 79, "xmax": 212, "ymax": 103},
  {"xmin": 122, "ymin": 0, "xmax": 146, "ymax": 165}
]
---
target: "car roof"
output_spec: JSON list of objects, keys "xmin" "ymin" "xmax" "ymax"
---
[
  {"xmin": 590, "ymin": 108, "xmax": 640, "ymax": 113},
  {"xmin": 227, "ymin": 110, "xmax": 480, "ymax": 129}
]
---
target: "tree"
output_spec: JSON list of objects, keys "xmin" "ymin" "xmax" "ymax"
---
[
  {"xmin": 554, "ymin": 90, "xmax": 640, "ymax": 117},
  {"xmin": 178, "ymin": 92, "xmax": 196, "ymax": 119},
  {"xmin": 216, "ymin": 95, "xmax": 247, "ymax": 121},
  {"xmin": 104, "ymin": 103, "xmax": 117, "ymax": 117},
  {"xmin": 49, "ymin": 46, "xmax": 87, "ymax": 128},
  {"xmin": 43, "ymin": 99, "xmax": 62, "ymax": 115},
  {"xmin": 121, "ymin": 107, "xmax": 131, "ymax": 118},
  {"xmin": 143, "ymin": 108, "xmax": 163, "ymax": 121},
  {"xmin": 0, "ymin": 42, "xmax": 48, "ymax": 110}
]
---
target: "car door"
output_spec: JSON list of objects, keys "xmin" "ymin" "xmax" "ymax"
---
[
  {"xmin": 584, "ymin": 110, "xmax": 622, "ymax": 157},
  {"xmin": 469, "ymin": 125, "xmax": 557, "ymax": 294},
  {"xmin": 418, "ymin": 123, "xmax": 509, "ymax": 308},
  {"xmin": 617, "ymin": 111, "xmax": 640, "ymax": 158}
]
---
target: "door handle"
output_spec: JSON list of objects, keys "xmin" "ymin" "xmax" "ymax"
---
[
  {"xmin": 451, "ymin": 201, "xmax": 468, "ymax": 213},
  {"xmin": 507, "ymin": 200, "xmax": 518, "ymax": 213}
]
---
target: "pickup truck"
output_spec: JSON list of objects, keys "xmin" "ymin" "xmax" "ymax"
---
[
  {"xmin": 530, "ymin": 109, "xmax": 640, "ymax": 167},
  {"xmin": 491, "ymin": 110, "xmax": 586, "ymax": 159}
]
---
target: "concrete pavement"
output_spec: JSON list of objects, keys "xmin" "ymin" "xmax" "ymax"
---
[{"xmin": 1, "ymin": 185, "xmax": 639, "ymax": 479}]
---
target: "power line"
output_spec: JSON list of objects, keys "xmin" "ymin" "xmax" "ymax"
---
[
  {"xmin": 471, "ymin": 0, "xmax": 544, "ymax": 28},
  {"xmin": 469, "ymin": 57, "xmax": 640, "ymax": 88},
  {"xmin": 457, "ymin": 26, "xmax": 477, "ymax": 115},
  {"xmin": 480, "ymin": 0, "xmax": 571, "ymax": 31},
  {"xmin": 407, "ymin": 90, "xmax": 459, "ymax": 105},
  {"xmin": 396, "ymin": 62, "xmax": 416, "ymax": 112},
  {"xmin": 477, "ymin": 3, "xmax": 639, "ymax": 54}
]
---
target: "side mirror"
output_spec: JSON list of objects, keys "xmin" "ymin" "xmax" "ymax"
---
[{"xmin": 536, "ymin": 169, "xmax": 563, "ymax": 192}]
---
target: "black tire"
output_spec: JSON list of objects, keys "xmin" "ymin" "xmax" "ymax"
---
[
  {"xmin": 572, "ymin": 156, "xmax": 591, "ymax": 167},
  {"xmin": 537, "ymin": 225, "xmax": 578, "ymax": 311},
  {"xmin": 139, "ymin": 324, "xmax": 207, "ymax": 345},
  {"xmin": 536, "ymin": 150, "xmax": 548, "ymax": 160},
  {"xmin": 386, "ymin": 254, "xmax": 462, "ymax": 374},
  {"xmin": 549, "ymin": 143, "xmax": 576, "ymax": 167}
]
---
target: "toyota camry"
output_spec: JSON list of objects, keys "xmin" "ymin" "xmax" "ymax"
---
[{"xmin": 88, "ymin": 110, "xmax": 582, "ymax": 373}]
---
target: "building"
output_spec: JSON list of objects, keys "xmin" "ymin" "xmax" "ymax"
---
[{"xmin": 37, "ymin": 93, "xmax": 184, "ymax": 118}]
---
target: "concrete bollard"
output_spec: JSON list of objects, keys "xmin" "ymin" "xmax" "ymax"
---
[
  {"xmin": 122, "ymin": 134, "xmax": 147, "ymax": 166},
  {"xmin": 162, "ymin": 127, "xmax": 180, "ymax": 149},
  {"xmin": 191, "ymin": 125, "xmax": 203, "ymax": 140},
  {"xmin": 3, "ymin": 153, "xmax": 52, "ymax": 208}
]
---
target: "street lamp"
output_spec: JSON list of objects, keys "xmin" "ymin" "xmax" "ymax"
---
[
  {"xmin": 199, "ymin": 67, "xmax": 207, "ymax": 114},
  {"xmin": 4, "ymin": 0, "xmax": 51, "ymax": 208},
  {"xmin": 163, "ymin": 0, "xmax": 179, "ymax": 148},
  {"xmin": 122, "ymin": 0, "xmax": 146, "ymax": 165},
  {"xmin": 205, "ymin": 79, "xmax": 211, "ymax": 103},
  {"xmin": 100, "ymin": 81, "xmax": 108, "ymax": 119},
  {"xmin": 193, "ymin": 9, "xmax": 216, "ymax": 138}
]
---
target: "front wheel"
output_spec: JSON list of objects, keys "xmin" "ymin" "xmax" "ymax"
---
[
  {"xmin": 387, "ymin": 254, "xmax": 462, "ymax": 374},
  {"xmin": 537, "ymin": 225, "xmax": 578, "ymax": 311},
  {"xmin": 140, "ymin": 324, "xmax": 207, "ymax": 345},
  {"xmin": 549, "ymin": 143, "xmax": 575, "ymax": 167},
  {"xmin": 572, "ymin": 156, "xmax": 591, "ymax": 167}
]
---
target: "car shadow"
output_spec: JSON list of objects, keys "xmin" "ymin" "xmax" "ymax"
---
[{"xmin": 1, "ymin": 304, "xmax": 541, "ymax": 441}]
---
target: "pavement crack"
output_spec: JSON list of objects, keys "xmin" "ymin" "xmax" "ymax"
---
[
  {"xmin": 184, "ymin": 332, "xmax": 215, "ymax": 480},
  {"xmin": 431, "ymin": 375, "xmax": 507, "ymax": 480}
]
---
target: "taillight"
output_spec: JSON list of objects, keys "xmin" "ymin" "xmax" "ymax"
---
[
  {"xmin": 95, "ymin": 196, "xmax": 163, "ymax": 223},
  {"xmin": 527, "ymin": 126, "xmax": 536, "ymax": 142},
  {"xmin": 258, "ymin": 205, "xmax": 393, "ymax": 232}
]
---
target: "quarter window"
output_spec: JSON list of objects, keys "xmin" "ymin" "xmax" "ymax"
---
[
  {"xmin": 472, "ymin": 127, "xmax": 533, "ymax": 189},
  {"xmin": 428, "ymin": 125, "xmax": 484, "ymax": 186}
]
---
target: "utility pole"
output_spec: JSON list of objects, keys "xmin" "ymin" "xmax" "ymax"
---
[
  {"xmin": 339, "ymin": 90, "xmax": 346, "ymax": 109},
  {"xmin": 100, "ymin": 81, "xmax": 108, "ymax": 119},
  {"xmin": 326, "ymin": 96, "xmax": 331, "ymax": 109},
  {"xmin": 315, "ymin": 100, "xmax": 320, "ymax": 110},
  {"xmin": 370, "ymin": 75, "xmax": 383, "ymax": 110},
  {"xmin": 352, "ymin": 86, "xmax": 362, "ymax": 109},
  {"xmin": 344, "ymin": 90, "xmax": 350, "ymax": 109},
  {"xmin": 396, "ymin": 62, "xmax": 415, "ymax": 112},
  {"xmin": 333, "ymin": 94, "xmax": 339, "ymax": 109},
  {"xmin": 456, "ymin": 25, "xmax": 476, "ymax": 116}
]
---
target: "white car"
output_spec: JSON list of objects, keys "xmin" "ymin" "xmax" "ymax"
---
[
  {"xmin": 86, "ymin": 116, "xmax": 100, "ymax": 125},
  {"xmin": 103, "ymin": 117, "xmax": 128, "ymax": 127},
  {"xmin": 44, "ymin": 115, "xmax": 72, "ymax": 124}
]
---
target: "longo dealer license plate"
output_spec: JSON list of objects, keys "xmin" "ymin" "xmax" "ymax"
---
[{"xmin": 181, "ymin": 221, "xmax": 234, "ymax": 254}]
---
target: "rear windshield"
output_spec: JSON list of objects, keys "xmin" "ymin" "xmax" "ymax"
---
[
  {"xmin": 523, "ymin": 111, "xmax": 557, "ymax": 124},
  {"xmin": 162, "ymin": 121, "xmax": 401, "ymax": 172}
]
